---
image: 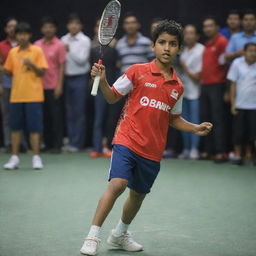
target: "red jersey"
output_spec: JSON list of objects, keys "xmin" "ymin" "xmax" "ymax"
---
[
  {"xmin": 201, "ymin": 33, "xmax": 228, "ymax": 85},
  {"xmin": 112, "ymin": 60, "xmax": 184, "ymax": 162}
]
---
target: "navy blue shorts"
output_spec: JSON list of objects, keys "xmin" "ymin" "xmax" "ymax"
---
[
  {"xmin": 10, "ymin": 103, "xmax": 43, "ymax": 132},
  {"xmin": 109, "ymin": 145, "xmax": 160, "ymax": 194}
]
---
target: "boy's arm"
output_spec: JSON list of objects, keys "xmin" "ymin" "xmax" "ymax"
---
[
  {"xmin": 170, "ymin": 116, "xmax": 213, "ymax": 136},
  {"xmin": 230, "ymin": 82, "xmax": 237, "ymax": 115},
  {"xmin": 91, "ymin": 63, "xmax": 121, "ymax": 104},
  {"xmin": 23, "ymin": 58, "xmax": 45, "ymax": 77}
]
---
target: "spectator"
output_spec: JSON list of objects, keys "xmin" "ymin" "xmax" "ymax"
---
[
  {"xmin": 0, "ymin": 22, "xmax": 48, "ymax": 169},
  {"xmin": 116, "ymin": 12, "xmax": 154, "ymax": 73},
  {"xmin": 35, "ymin": 17, "xmax": 66, "ymax": 153},
  {"xmin": 226, "ymin": 9, "xmax": 256, "ymax": 62},
  {"xmin": 220, "ymin": 10, "xmax": 241, "ymax": 40},
  {"xmin": 179, "ymin": 24, "xmax": 204, "ymax": 160},
  {"xmin": 227, "ymin": 42, "xmax": 256, "ymax": 165},
  {"xmin": 61, "ymin": 14, "xmax": 91, "ymax": 152},
  {"xmin": 201, "ymin": 16, "xmax": 228, "ymax": 163},
  {"xmin": 90, "ymin": 18, "xmax": 118, "ymax": 158},
  {"xmin": 0, "ymin": 17, "xmax": 18, "ymax": 152}
]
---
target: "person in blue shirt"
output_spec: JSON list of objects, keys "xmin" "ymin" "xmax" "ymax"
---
[
  {"xmin": 226, "ymin": 9, "xmax": 256, "ymax": 62},
  {"xmin": 220, "ymin": 10, "xmax": 241, "ymax": 40}
]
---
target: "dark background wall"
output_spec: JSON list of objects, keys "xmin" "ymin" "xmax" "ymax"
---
[{"xmin": 0, "ymin": 0, "xmax": 255, "ymax": 40}]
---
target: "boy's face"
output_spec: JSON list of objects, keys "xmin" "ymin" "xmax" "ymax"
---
[
  {"xmin": 242, "ymin": 14, "xmax": 256, "ymax": 32},
  {"xmin": 67, "ymin": 20, "xmax": 82, "ymax": 35},
  {"xmin": 227, "ymin": 14, "xmax": 241, "ymax": 30},
  {"xmin": 244, "ymin": 45, "xmax": 256, "ymax": 63},
  {"xmin": 152, "ymin": 32, "xmax": 180, "ymax": 64},
  {"xmin": 41, "ymin": 23, "xmax": 56, "ymax": 39},
  {"xmin": 184, "ymin": 25, "xmax": 198, "ymax": 45},
  {"xmin": 16, "ymin": 32, "xmax": 31, "ymax": 46},
  {"xmin": 123, "ymin": 16, "xmax": 140, "ymax": 35}
]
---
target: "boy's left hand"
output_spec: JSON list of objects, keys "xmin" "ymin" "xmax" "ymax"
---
[{"xmin": 194, "ymin": 122, "xmax": 213, "ymax": 136}]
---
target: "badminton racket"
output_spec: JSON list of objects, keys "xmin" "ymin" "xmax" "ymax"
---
[{"xmin": 91, "ymin": 0, "xmax": 121, "ymax": 96}]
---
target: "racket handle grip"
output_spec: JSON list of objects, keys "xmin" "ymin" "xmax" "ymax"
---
[{"xmin": 91, "ymin": 59, "xmax": 102, "ymax": 96}]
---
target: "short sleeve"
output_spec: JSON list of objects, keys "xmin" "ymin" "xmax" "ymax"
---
[
  {"xmin": 112, "ymin": 65, "xmax": 136, "ymax": 96},
  {"xmin": 171, "ymin": 95, "xmax": 183, "ymax": 116},
  {"xmin": 4, "ymin": 51, "xmax": 13, "ymax": 72},
  {"xmin": 35, "ymin": 48, "xmax": 48, "ymax": 69},
  {"xmin": 112, "ymin": 74, "xmax": 133, "ymax": 97},
  {"xmin": 227, "ymin": 60, "xmax": 239, "ymax": 82}
]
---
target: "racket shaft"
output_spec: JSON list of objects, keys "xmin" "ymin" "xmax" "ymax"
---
[{"xmin": 91, "ymin": 76, "xmax": 100, "ymax": 96}]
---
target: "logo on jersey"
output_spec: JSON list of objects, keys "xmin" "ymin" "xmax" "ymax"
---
[
  {"xmin": 144, "ymin": 82, "xmax": 157, "ymax": 88},
  {"xmin": 140, "ymin": 96, "xmax": 171, "ymax": 112},
  {"xmin": 170, "ymin": 89, "xmax": 179, "ymax": 100}
]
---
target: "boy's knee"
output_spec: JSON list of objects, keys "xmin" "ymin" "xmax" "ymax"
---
[{"xmin": 108, "ymin": 178, "xmax": 127, "ymax": 196}]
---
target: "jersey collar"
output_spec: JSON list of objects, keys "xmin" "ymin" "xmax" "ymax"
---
[{"xmin": 149, "ymin": 60, "xmax": 179, "ymax": 83}]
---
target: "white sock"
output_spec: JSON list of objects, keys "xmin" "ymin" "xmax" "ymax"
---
[
  {"xmin": 113, "ymin": 219, "xmax": 129, "ymax": 236},
  {"xmin": 87, "ymin": 225, "xmax": 101, "ymax": 238}
]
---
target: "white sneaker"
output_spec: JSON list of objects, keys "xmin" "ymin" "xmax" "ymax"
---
[
  {"xmin": 80, "ymin": 237, "xmax": 101, "ymax": 255},
  {"xmin": 107, "ymin": 229, "xmax": 143, "ymax": 252},
  {"xmin": 3, "ymin": 155, "xmax": 20, "ymax": 170},
  {"xmin": 178, "ymin": 149, "xmax": 190, "ymax": 159},
  {"xmin": 189, "ymin": 149, "xmax": 199, "ymax": 160},
  {"xmin": 32, "ymin": 155, "xmax": 43, "ymax": 169}
]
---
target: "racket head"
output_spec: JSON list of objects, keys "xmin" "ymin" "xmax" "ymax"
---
[{"xmin": 98, "ymin": 0, "xmax": 121, "ymax": 46}]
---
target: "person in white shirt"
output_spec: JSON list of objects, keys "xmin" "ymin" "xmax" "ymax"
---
[
  {"xmin": 227, "ymin": 42, "xmax": 256, "ymax": 165},
  {"xmin": 61, "ymin": 14, "xmax": 91, "ymax": 152},
  {"xmin": 179, "ymin": 24, "xmax": 205, "ymax": 159}
]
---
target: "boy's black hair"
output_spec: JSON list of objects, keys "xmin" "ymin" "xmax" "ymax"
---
[
  {"xmin": 68, "ymin": 13, "xmax": 83, "ymax": 24},
  {"xmin": 41, "ymin": 16, "xmax": 58, "ymax": 27},
  {"xmin": 152, "ymin": 19, "xmax": 183, "ymax": 47},
  {"xmin": 227, "ymin": 9, "xmax": 241, "ymax": 18},
  {"xmin": 244, "ymin": 42, "xmax": 256, "ymax": 51},
  {"xmin": 4, "ymin": 16, "xmax": 17, "ymax": 27},
  {"xmin": 202, "ymin": 15, "xmax": 219, "ymax": 26},
  {"xmin": 242, "ymin": 9, "xmax": 256, "ymax": 19},
  {"xmin": 122, "ymin": 12, "xmax": 139, "ymax": 23},
  {"xmin": 15, "ymin": 22, "xmax": 32, "ymax": 34}
]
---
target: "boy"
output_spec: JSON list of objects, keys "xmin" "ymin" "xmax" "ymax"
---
[
  {"xmin": 61, "ymin": 14, "xmax": 91, "ymax": 152},
  {"xmin": 80, "ymin": 20, "xmax": 213, "ymax": 255},
  {"xmin": 35, "ymin": 17, "xmax": 66, "ymax": 153},
  {"xmin": 227, "ymin": 42, "xmax": 256, "ymax": 165},
  {"xmin": 0, "ymin": 22, "xmax": 48, "ymax": 169}
]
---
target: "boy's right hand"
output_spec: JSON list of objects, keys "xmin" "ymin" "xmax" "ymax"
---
[{"xmin": 91, "ymin": 63, "xmax": 106, "ymax": 82}]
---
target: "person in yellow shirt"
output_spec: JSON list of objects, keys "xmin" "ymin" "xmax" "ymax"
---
[{"xmin": 0, "ymin": 22, "xmax": 48, "ymax": 170}]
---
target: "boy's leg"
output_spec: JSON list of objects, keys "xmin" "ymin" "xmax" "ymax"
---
[
  {"xmin": 11, "ymin": 131, "xmax": 21, "ymax": 155},
  {"xmin": 91, "ymin": 178, "xmax": 128, "ymax": 227},
  {"xmin": 80, "ymin": 178, "xmax": 127, "ymax": 255},
  {"xmin": 121, "ymin": 189, "xmax": 146, "ymax": 225},
  {"xmin": 26, "ymin": 103, "xmax": 43, "ymax": 169},
  {"xmin": 29, "ymin": 132, "xmax": 41, "ymax": 155},
  {"xmin": 4, "ymin": 103, "xmax": 23, "ymax": 169}
]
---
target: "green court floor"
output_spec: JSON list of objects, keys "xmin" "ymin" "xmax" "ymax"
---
[{"xmin": 0, "ymin": 153, "xmax": 256, "ymax": 256}]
